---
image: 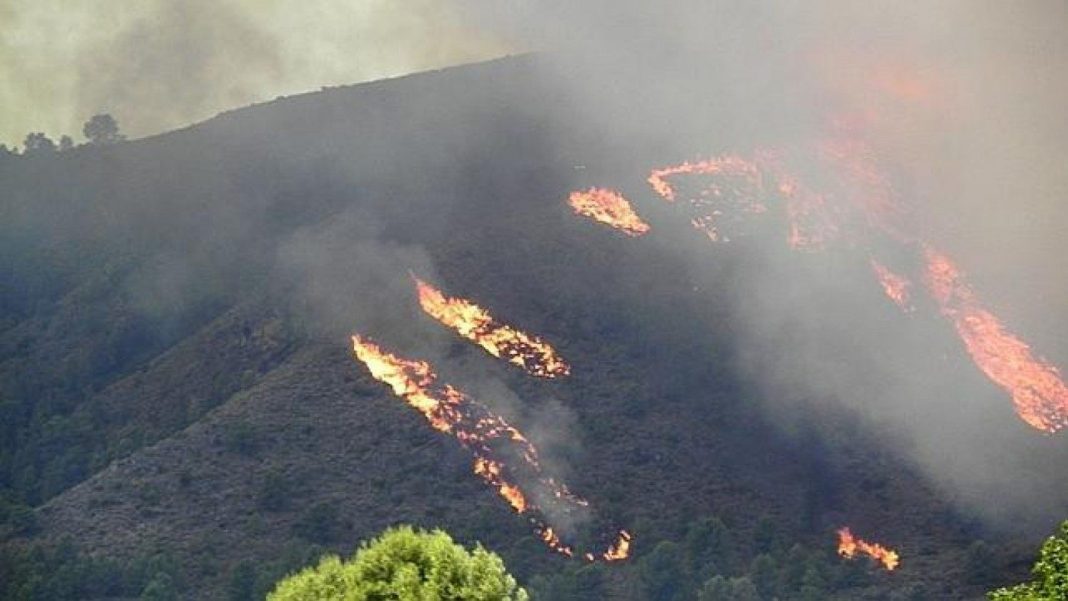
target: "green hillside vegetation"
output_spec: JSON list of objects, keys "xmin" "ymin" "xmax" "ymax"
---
[{"xmin": 268, "ymin": 526, "xmax": 527, "ymax": 600}]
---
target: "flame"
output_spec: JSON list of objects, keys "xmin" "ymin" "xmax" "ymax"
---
[
  {"xmin": 413, "ymin": 276, "xmax": 570, "ymax": 378},
  {"xmin": 351, "ymin": 335, "xmax": 630, "ymax": 559},
  {"xmin": 837, "ymin": 527, "xmax": 900, "ymax": 571},
  {"xmin": 568, "ymin": 187, "xmax": 651, "ymax": 237},
  {"xmin": 641, "ymin": 133, "xmax": 1068, "ymax": 434},
  {"xmin": 601, "ymin": 530, "xmax": 632, "ymax": 562},
  {"xmin": 870, "ymin": 259, "xmax": 914, "ymax": 313},
  {"xmin": 922, "ymin": 248, "xmax": 1068, "ymax": 433},
  {"xmin": 647, "ymin": 157, "xmax": 768, "ymax": 242}
]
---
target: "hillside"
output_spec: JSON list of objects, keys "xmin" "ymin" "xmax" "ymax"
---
[{"xmin": 2, "ymin": 55, "xmax": 1065, "ymax": 599}]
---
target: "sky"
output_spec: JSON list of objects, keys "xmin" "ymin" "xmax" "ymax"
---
[{"xmin": 0, "ymin": 0, "xmax": 509, "ymax": 147}]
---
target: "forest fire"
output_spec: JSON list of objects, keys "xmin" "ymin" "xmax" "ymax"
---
[
  {"xmin": 635, "ymin": 136, "xmax": 1068, "ymax": 434},
  {"xmin": 870, "ymin": 259, "xmax": 914, "ymax": 312},
  {"xmin": 567, "ymin": 187, "xmax": 651, "ymax": 236},
  {"xmin": 923, "ymin": 248, "xmax": 1068, "ymax": 433},
  {"xmin": 837, "ymin": 527, "xmax": 900, "ymax": 571},
  {"xmin": 351, "ymin": 335, "xmax": 629, "ymax": 560},
  {"xmin": 647, "ymin": 156, "xmax": 768, "ymax": 242},
  {"xmin": 413, "ymin": 276, "xmax": 571, "ymax": 378}
]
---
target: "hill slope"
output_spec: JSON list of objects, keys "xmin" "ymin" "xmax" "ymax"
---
[{"xmin": 2, "ymin": 55, "xmax": 1063, "ymax": 599}]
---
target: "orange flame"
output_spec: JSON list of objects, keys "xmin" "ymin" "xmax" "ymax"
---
[
  {"xmin": 413, "ymin": 276, "xmax": 570, "ymax": 378},
  {"xmin": 568, "ymin": 187, "xmax": 651, "ymax": 237},
  {"xmin": 351, "ymin": 335, "xmax": 630, "ymax": 559},
  {"xmin": 870, "ymin": 259, "xmax": 914, "ymax": 313},
  {"xmin": 647, "ymin": 157, "xmax": 768, "ymax": 242},
  {"xmin": 837, "ymin": 527, "xmax": 900, "ymax": 571},
  {"xmin": 923, "ymin": 248, "xmax": 1068, "ymax": 433},
  {"xmin": 601, "ymin": 530, "xmax": 632, "ymax": 562}
]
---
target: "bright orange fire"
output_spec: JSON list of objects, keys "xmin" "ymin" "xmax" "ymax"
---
[
  {"xmin": 351, "ymin": 335, "xmax": 629, "ymax": 560},
  {"xmin": 641, "ymin": 138, "xmax": 1068, "ymax": 434},
  {"xmin": 923, "ymin": 248, "xmax": 1068, "ymax": 433},
  {"xmin": 602, "ymin": 530, "xmax": 632, "ymax": 562},
  {"xmin": 568, "ymin": 187, "xmax": 651, "ymax": 237},
  {"xmin": 837, "ymin": 527, "xmax": 900, "ymax": 571},
  {"xmin": 647, "ymin": 157, "xmax": 768, "ymax": 242},
  {"xmin": 870, "ymin": 259, "xmax": 914, "ymax": 313},
  {"xmin": 413, "ymin": 276, "xmax": 570, "ymax": 378}
]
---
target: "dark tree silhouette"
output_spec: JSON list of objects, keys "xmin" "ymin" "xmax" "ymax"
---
[
  {"xmin": 83, "ymin": 114, "xmax": 124, "ymax": 145},
  {"xmin": 23, "ymin": 132, "xmax": 56, "ymax": 155},
  {"xmin": 59, "ymin": 135, "xmax": 74, "ymax": 151}
]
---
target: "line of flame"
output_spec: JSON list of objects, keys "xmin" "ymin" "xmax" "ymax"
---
[
  {"xmin": 870, "ymin": 258, "xmax": 915, "ymax": 313},
  {"xmin": 413, "ymin": 276, "xmax": 571, "ymax": 379},
  {"xmin": 837, "ymin": 527, "xmax": 900, "ymax": 571},
  {"xmin": 922, "ymin": 247, "xmax": 1068, "ymax": 433},
  {"xmin": 568, "ymin": 187, "xmax": 651, "ymax": 237},
  {"xmin": 351, "ymin": 335, "xmax": 630, "ymax": 560}
]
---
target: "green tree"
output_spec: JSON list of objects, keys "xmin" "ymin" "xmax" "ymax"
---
[
  {"xmin": 684, "ymin": 516, "xmax": 734, "ymax": 578},
  {"xmin": 637, "ymin": 541, "xmax": 687, "ymax": 601},
  {"xmin": 990, "ymin": 520, "xmax": 1068, "ymax": 600},
  {"xmin": 697, "ymin": 575, "xmax": 758, "ymax": 601},
  {"xmin": 268, "ymin": 525, "xmax": 528, "ymax": 600}
]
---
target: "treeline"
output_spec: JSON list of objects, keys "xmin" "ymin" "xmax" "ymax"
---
[
  {"xmin": 0, "ymin": 538, "xmax": 322, "ymax": 601},
  {"xmin": 0, "ymin": 114, "xmax": 124, "ymax": 158},
  {"xmin": 526, "ymin": 514, "xmax": 923, "ymax": 601}
]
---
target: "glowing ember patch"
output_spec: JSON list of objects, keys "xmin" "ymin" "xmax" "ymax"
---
[
  {"xmin": 351, "ymin": 335, "xmax": 630, "ymax": 560},
  {"xmin": 648, "ymin": 157, "xmax": 767, "ymax": 242},
  {"xmin": 870, "ymin": 259, "xmax": 914, "ymax": 313},
  {"xmin": 413, "ymin": 277, "xmax": 570, "ymax": 378},
  {"xmin": 837, "ymin": 527, "xmax": 900, "ymax": 571},
  {"xmin": 568, "ymin": 187, "xmax": 651, "ymax": 237},
  {"xmin": 922, "ymin": 248, "xmax": 1068, "ymax": 433}
]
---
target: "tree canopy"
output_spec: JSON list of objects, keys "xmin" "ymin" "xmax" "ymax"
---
[
  {"xmin": 990, "ymin": 520, "xmax": 1068, "ymax": 600},
  {"xmin": 82, "ymin": 114, "xmax": 124, "ymax": 145},
  {"xmin": 268, "ymin": 526, "xmax": 528, "ymax": 601}
]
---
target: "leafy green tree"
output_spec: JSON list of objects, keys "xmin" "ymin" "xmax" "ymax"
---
[
  {"xmin": 749, "ymin": 553, "xmax": 779, "ymax": 600},
  {"xmin": 990, "ymin": 520, "xmax": 1068, "ymax": 600},
  {"xmin": 638, "ymin": 541, "xmax": 687, "ymax": 601},
  {"xmin": 697, "ymin": 575, "xmax": 758, "ymax": 601},
  {"xmin": 268, "ymin": 525, "xmax": 528, "ymax": 600},
  {"xmin": 684, "ymin": 516, "xmax": 734, "ymax": 578}
]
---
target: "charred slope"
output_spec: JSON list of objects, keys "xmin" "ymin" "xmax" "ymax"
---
[{"xmin": 0, "ymin": 55, "xmax": 1059, "ymax": 599}]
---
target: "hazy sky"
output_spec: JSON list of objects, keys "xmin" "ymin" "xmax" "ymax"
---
[{"xmin": 0, "ymin": 0, "xmax": 509, "ymax": 147}]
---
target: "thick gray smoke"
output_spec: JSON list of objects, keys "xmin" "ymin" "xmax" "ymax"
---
[
  {"xmin": 0, "ymin": 0, "xmax": 506, "ymax": 145},
  {"xmin": 463, "ymin": 1, "xmax": 1068, "ymax": 530}
]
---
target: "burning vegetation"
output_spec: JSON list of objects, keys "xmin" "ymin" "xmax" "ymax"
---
[
  {"xmin": 567, "ymin": 187, "xmax": 651, "ymax": 237},
  {"xmin": 837, "ymin": 527, "xmax": 900, "ymax": 571},
  {"xmin": 870, "ymin": 259, "xmax": 915, "ymax": 313},
  {"xmin": 923, "ymin": 247, "xmax": 1068, "ymax": 433},
  {"xmin": 564, "ymin": 121, "xmax": 1068, "ymax": 435},
  {"xmin": 351, "ymin": 335, "xmax": 629, "ymax": 561},
  {"xmin": 413, "ymin": 276, "xmax": 571, "ymax": 378}
]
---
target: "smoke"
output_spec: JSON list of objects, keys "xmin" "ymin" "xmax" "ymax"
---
[
  {"xmin": 466, "ymin": 1, "xmax": 1068, "ymax": 530},
  {"xmin": 0, "ymin": 0, "xmax": 508, "ymax": 145},
  {"xmin": 277, "ymin": 208, "xmax": 593, "ymax": 539}
]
